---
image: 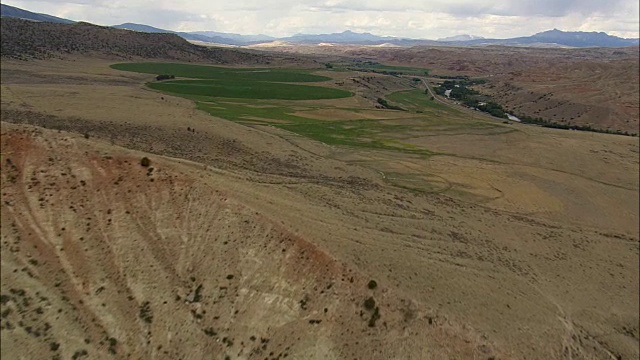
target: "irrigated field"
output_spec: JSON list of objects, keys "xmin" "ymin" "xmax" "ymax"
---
[
  {"xmin": 149, "ymin": 79, "xmax": 352, "ymax": 100},
  {"xmin": 114, "ymin": 62, "xmax": 510, "ymax": 157},
  {"xmin": 110, "ymin": 62, "xmax": 331, "ymax": 82},
  {"xmin": 111, "ymin": 62, "xmax": 353, "ymax": 100}
]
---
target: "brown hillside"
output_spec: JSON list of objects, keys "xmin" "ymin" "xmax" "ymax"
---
[{"xmin": 0, "ymin": 17, "xmax": 288, "ymax": 65}]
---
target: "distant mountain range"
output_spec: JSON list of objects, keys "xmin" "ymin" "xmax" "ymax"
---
[
  {"xmin": 189, "ymin": 31, "xmax": 274, "ymax": 43},
  {"xmin": 282, "ymin": 30, "xmax": 397, "ymax": 44},
  {"xmin": 438, "ymin": 34, "xmax": 485, "ymax": 41},
  {"xmin": 111, "ymin": 23, "xmax": 273, "ymax": 46},
  {"xmin": 458, "ymin": 29, "xmax": 640, "ymax": 48},
  {"xmin": 2, "ymin": 4, "xmax": 638, "ymax": 48}
]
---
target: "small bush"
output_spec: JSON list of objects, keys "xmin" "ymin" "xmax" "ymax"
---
[
  {"xmin": 0, "ymin": 295, "xmax": 11, "ymax": 304},
  {"xmin": 368, "ymin": 306, "xmax": 380, "ymax": 327},
  {"xmin": 107, "ymin": 337, "xmax": 117, "ymax": 354},
  {"xmin": 139, "ymin": 301, "xmax": 152, "ymax": 323},
  {"xmin": 376, "ymin": 98, "xmax": 404, "ymax": 111},
  {"xmin": 364, "ymin": 297, "xmax": 376, "ymax": 310},
  {"xmin": 108, "ymin": 337, "xmax": 117, "ymax": 347},
  {"xmin": 299, "ymin": 295, "xmax": 309, "ymax": 310},
  {"xmin": 71, "ymin": 350, "xmax": 88, "ymax": 360},
  {"xmin": 140, "ymin": 157, "xmax": 151, "ymax": 167},
  {"xmin": 156, "ymin": 74, "xmax": 175, "ymax": 81},
  {"xmin": 367, "ymin": 280, "xmax": 377, "ymax": 290},
  {"xmin": 193, "ymin": 285, "xmax": 203, "ymax": 303},
  {"xmin": 1, "ymin": 308, "xmax": 12, "ymax": 318}
]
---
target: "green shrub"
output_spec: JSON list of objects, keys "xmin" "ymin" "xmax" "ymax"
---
[
  {"xmin": 140, "ymin": 157, "xmax": 151, "ymax": 167},
  {"xmin": 367, "ymin": 280, "xmax": 377, "ymax": 290},
  {"xmin": 155, "ymin": 74, "xmax": 175, "ymax": 81},
  {"xmin": 377, "ymin": 98, "xmax": 405, "ymax": 111},
  {"xmin": 364, "ymin": 297, "xmax": 376, "ymax": 310},
  {"xmin": 139, "ymin": 301, "xmax": 152, "ymax": 323}
]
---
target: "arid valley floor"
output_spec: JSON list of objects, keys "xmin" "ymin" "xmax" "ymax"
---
[{"xmin": 1, "ymin": 43, "xmax": 639, "ymax": 360}]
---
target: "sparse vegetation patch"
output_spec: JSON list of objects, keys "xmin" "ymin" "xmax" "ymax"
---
[{"xmin": 138, "ymin": 301, "xmax": 153, "ymax": 323}]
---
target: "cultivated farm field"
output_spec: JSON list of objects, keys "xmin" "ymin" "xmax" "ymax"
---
[{"xmin": 112, "ymin": 62, "xmax": 352, "ymax": 100}]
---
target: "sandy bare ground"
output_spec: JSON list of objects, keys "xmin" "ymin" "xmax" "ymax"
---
[{"xmin": 1, "ymin": 57, "xmax": 638, "ymax": 360}]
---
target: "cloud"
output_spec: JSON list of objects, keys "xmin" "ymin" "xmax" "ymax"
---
[{"xmin": 4, "ymin": 0, "xmax": 639, "ymax": 38}]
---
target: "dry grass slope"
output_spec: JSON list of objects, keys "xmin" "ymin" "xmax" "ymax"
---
[{"xmin": 0, "ymin": 17, "xmax": 299, "ymax": 66}]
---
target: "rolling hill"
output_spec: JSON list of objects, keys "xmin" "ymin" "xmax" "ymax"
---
[
  {"xmin": 0, "ymin": 3, "xmax": 74, "ymax": 24},
  {"xmin": 0, "ymin": 17, "xmax": 280, "ymax": 65},
  {"xmin": 112, "ymin": 23, "xmax": 247, "ymax": 46}
]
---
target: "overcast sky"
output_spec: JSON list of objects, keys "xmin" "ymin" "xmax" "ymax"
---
[{"xmin": 5, "ymin": 0, "xmax": 640, "ymax": 39}]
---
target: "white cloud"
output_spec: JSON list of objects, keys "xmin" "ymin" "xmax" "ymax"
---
[{"xmin": 4, "ymin": 0, "xmax": 639, "ymax": 38}]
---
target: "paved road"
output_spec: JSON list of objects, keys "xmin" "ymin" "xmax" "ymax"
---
[{"xmin": 420, "ymin": 77, "xmax": 448, "ymax": 105}]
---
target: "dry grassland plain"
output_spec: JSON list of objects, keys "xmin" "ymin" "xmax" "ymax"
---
[{"xmin": 1, "ymin": 57, "xmax": 638, "ymax": 360}]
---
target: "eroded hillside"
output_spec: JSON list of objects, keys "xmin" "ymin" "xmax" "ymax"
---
[{"xmin": 1, "ymin": 124, "xmax": 501, "ymax": 360}]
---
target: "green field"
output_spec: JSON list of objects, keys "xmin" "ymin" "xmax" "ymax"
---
[
  {"xmin": 148, "ymin": 79, "xmax": 352, "ymax": 100},
  {"xmin": 111, "ymin": 62, "xmax": 508, "ymax": 157},
  {"xmin": 110, "ymin": 63, "xmax": 331, "ymax": 82},
  {"xmin": 111, "ymin": 62, "xmax": 352, "ymax": 100},
  {"xmin": 276, "ymin": 119, "xmax": 434, "ymax": 154},
  {"xmin": 193, "ymin": 96, "xmax": 506, "ymax": 155},
  {"xmin": 386, "ymin": 89, "xmax": 453, "ymax": 112},
  {"xmin": 349, "ymin": 62, "xmax": 429, "ymax": 76}
]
